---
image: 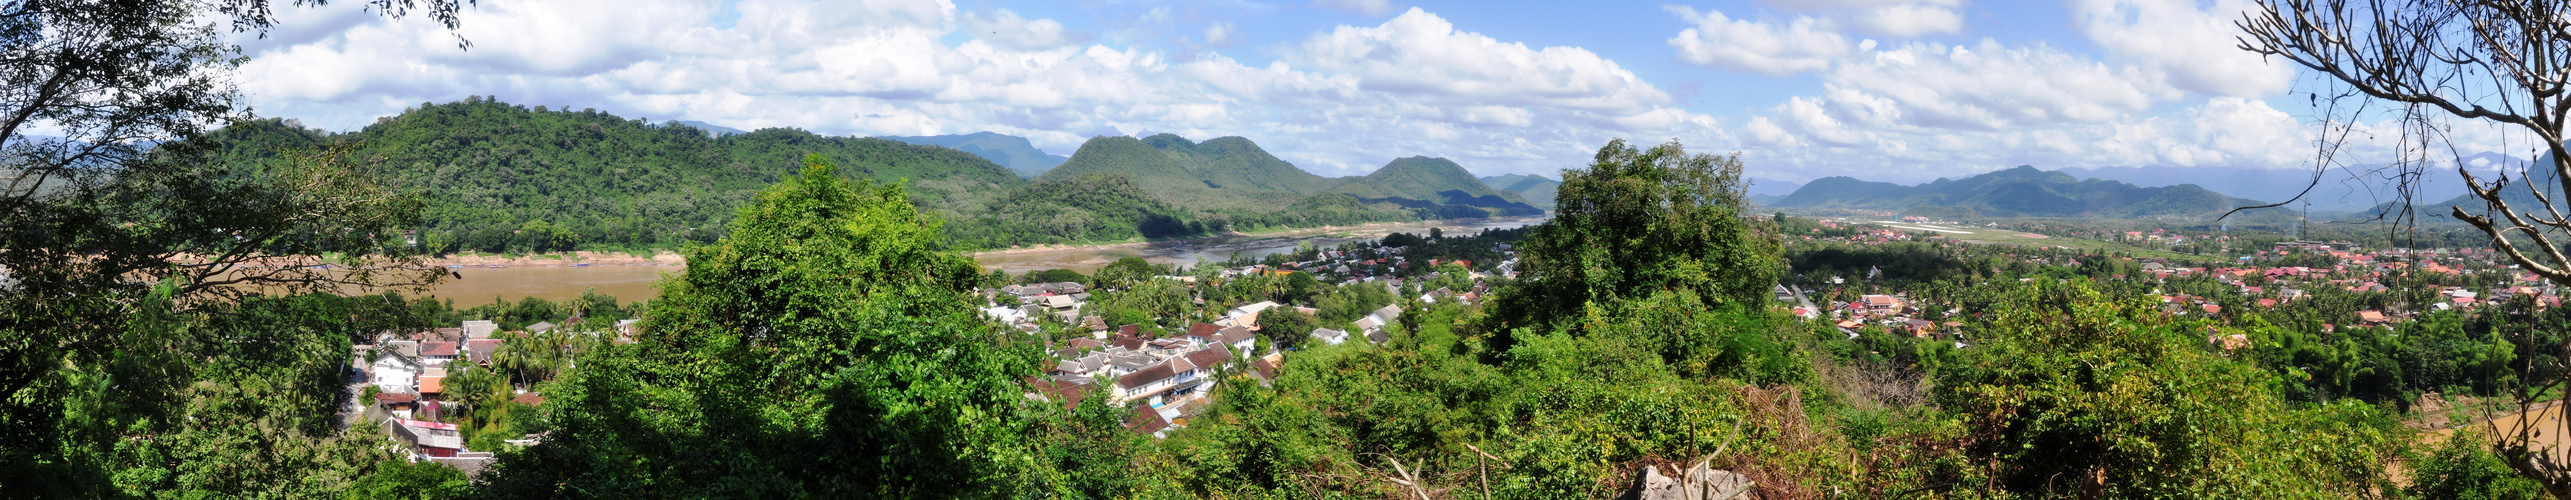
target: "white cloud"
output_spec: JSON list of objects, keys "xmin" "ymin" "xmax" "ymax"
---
[
  {"xmin": 232, "ymin": 1, "xmax": 1726, "ymax": 177},
  {"xmin": 1313, "ymin": 0, "xmax": 1396, "ymax": 16},
  {"xmin": 2071, "ymin": 0, "xmax": 2291, "ymax": 97},
  {"xmin": 1823, "ymin": 40, "xmax": 2172, "ymax": 131},
  {"xmin": 1664, "ymin": 7, "xmax": 1851, "ymax": 76},
  {"xmin": 1202, "ymin": 21, "xmax": 1237, "ymax": 46},
  {"xmin": 1750, "ymin": 0, "xmax": 1965, "ymax": 37},
  {"xmin": 1849, "ymin": 3, "xmax": 1963, "ymax": 37},
  {"xmin": 962, "ymin": 8, "xmax": 1091, "ymax": 50},
  {"xmin": 1283, "ymin": 8, "xmax": 1677, "ymax": 119}
]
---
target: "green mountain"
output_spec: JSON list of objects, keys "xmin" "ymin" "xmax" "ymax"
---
[
  {"xmin": 204, "ymin": 98, "xmax": 1025, "ymax": 253},
  {"xmin": 1481, "ymin": 174, "xmax": 1560, "ymax": 210},
  {"xmin": 1040, "ymin": 134, "xmax": 1537, "ymax": 217},
  {"xmin": 944, "ymin": 173, "xmax": 1209, "ymax": 247},
  {"xmin": 879, "ymin": 131, "xmax": 1070, "ymax": 179},
  {"xmin": 1351, "ymin": 156, "xmax": 1498, "ymax": 201},
  {"xmin": 209, "ymin": 100, "xmax": 1547, "ymax": 251},
  {"xmin": 1772, "ymin": 165, "xmax": 2279, "ymax": 218}
]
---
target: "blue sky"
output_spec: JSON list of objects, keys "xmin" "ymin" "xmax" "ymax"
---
[{"xmin": 229, "ymin": 0, "xmax": 2524, "ymax": 183}]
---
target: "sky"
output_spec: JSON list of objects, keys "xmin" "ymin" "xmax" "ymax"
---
[{"xmin": 228, "ymin": 0, "xmax": 2536, "ymax": 183}]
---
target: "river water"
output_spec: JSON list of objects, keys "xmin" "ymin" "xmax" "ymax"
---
[{"xmin": 401, "ymin": 216, "xmax": 1545, "ymax": 304}]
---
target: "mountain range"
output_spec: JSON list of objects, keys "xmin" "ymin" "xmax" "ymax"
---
[
  {"xmin": 1034, "ymin": 133, "xmax": 1541, "ymax": 219},
  {"xmin": 1479, "ymin": 174, "xmax": 1560, "ymax": 210},
  {"xmin": 879, "ymin": 131, "xmax": 1070, "ymax": 179},
  {"xmin": 2056, "ymin": 153, "xmax": 2528, "ymax": 213},
  {"xmin": 204, "ymin": 97, "xmax": 1537, "ymax": 251},
  {"xmin": 1771, "ymin": 165, "xmax": 2284, "ymax": 219}
]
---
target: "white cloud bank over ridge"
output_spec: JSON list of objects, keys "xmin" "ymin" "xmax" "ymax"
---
[
  {"xmin": 233, "ymin": 0, "xmax": 2516, "ymax": 183},
  {"xmin": 235, "ymin": 1, "xmax": 1718, "ymax": 176},
  {"xmin": 1660, "ymin": 0, "xmax": 2523, "ymax": 182}
]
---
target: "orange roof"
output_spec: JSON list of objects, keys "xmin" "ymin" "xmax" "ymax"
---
[{"xmin": 418, "ymin": 376, "xmax": 444, "ymax": 394}]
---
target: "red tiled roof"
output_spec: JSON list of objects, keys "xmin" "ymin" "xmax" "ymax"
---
[{"xmin": 421, "ymin": 342, "xmax": 459, "ymax": 356}]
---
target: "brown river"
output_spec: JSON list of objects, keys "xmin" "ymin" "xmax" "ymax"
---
[{"xmin": 398, "ymin": 216, "xmax": 1543, "ymax": 304}]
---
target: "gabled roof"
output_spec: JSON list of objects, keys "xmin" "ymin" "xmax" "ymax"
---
[
  {"xmin": 1182, "ymin": 347, "xmax": 1233, "ymax": 368},
  {"xmin": 1212, "ymin": 326, "xmax": 1255, "ymax": 344},
  {"xmin": 525, "ymin": 321, "xmax": 557, "ymax": 334},
  {"xmin": 1126, "ymin": 405, "xmax": 1170, "ymax": 434},
  {"xmin": 1117, "ymin": 363, "xmax": 1177, "ymax": 390},
  {"xmin": 421, "ymin": 342, "xmax": 460, "ymax": 357},
  {"xmin": 1187, "ymin": 322, "xmax": 1222, "ymax": 338},
  {"xmin": 461, "ymin": 321, "xmax": 498, "ymax": 339},
  {"xmin": 1250, "ymin": 356, "xmax": 1281, "ymax": 382},
  {"xmin": 465, "ymin": 340, "xmax": 502, "ymax": 364}
]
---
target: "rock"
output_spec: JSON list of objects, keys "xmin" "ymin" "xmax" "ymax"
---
[
  {"xmin": 1683, "ymin": 463, "xmax": 1753, "ymax": 500},
  {"xmin": 1630, "ymin": 465, "xmax": 1684, "ymax": 500},
  {"xmin": 1626, "ymin": 462, "xmax": 1756, "ymax": 500}
]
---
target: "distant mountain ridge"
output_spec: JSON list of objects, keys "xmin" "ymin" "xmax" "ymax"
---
[
  {"xmin": 207, "ymin": 98, "xmax": 1546, "ymax": 251},
  {"xmin": 1772, "ymin": 165, "xmax": 2279, "ymax": 219},
  {"xmin": 1041, "ymin": 133, "xmax": 1541, "ymax": 217},
  {"xmin": 880, "ymin": 131, "xmax": 1071, "ymax": 179},
  {"xmin": 2058, "ymin": 157, "xmax": 2526, "ymax": 213},
  {"xmin": 1479, "ymin": 174, "xmax": 1559, "ymax": 210}
]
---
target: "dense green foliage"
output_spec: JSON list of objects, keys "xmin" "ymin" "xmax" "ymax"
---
[
  {"xmin": 1498, "ymin": 139, "xmax": 1782, "ymax": 332},
  {"xmin": 477, "ymin": 155, "xmax": 1047, "ymax": 495},
  {"xmin": 947, "ymin": 173, "xmax": 1210, "ymax": 248},
  {"xmin": 204, "ymin": 99, "xmax": 1029, "ymax": 254}
]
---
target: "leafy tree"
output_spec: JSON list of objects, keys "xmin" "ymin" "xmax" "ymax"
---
[
  {"xmin": 1494, "ymin": 138, "xmax": 1781, "ymax": 335},
  {"xmin": 477, "ymin": 155, "xmax": 1041, "ymax": 496},
  {"xmin": 0, "ymin": 0, "xmax": 474, "ymax": 485},
  {"xmin": 1935, "ymin": 282, "xmax": 2400, "ymax": 497},
  {"xmin": 343, "ymin": 460, "xmax": 470, "ymax": 500},
  {"xmin": 1255, "ymin": 308, "xmax": 1319, "ymax": 352},
  {"xmin": 2411, "ymin": 430, "xmax": 2545, "ymax": 500}
]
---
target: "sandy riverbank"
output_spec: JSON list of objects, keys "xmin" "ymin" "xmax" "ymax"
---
[{"xmin": 422, "ymin": 250, "xmax": 685, "ymax": 268}]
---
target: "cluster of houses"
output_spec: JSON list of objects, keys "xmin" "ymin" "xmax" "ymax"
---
[
  {"xmin": 1025, "ymin": 297, "xmax": 1410, "ymax": 438},
  {"xmin": 1817, "ymin": 292, "xmax": 1964, "ymax": 341},
  {"xmin": 356, "ymin": 319, "xmax": 576, "ymax": 475},
  {"xmin": 1231, "ymin": 243, "xmax": 1522, "ymax": 285},
  {"xmin": 984, "ymin": 281, "xmax": 1090, "ymax": 328}
]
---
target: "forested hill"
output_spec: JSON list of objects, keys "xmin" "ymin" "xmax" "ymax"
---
[
  {"xmin": 1341, "ymin": 156, "xmax": 1502, "ymax": 201},
  {"xmin": 206, "ymin": 98, "xmax": 1544, "ymax": 253},
  {"xmin": 1040, "ymin": 134, "xmax": 1539, "ymax": 216},
  {"xmin": 1772, "ymin": 165, "xmax": 2278, "ymax": 219},
  {"xmin": 207, "ymin": 98, "xmax": 1025, "ymax": 253}
]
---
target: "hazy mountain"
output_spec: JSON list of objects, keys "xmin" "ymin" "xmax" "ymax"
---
[
  {"xmin": 664, "ymin": 120, "xmax": 749, "ymax": 138},
  {"xmin": 1481, "ymin": 174, "xmax": 1560, "ymax": 210},
  {"xmin": 880, "ymin": 131, "xmax": 1071, "ymax": 179},
  {"xmin": 2388, "ymin": 151, "xmax": 2566, "ymax": 221},
  {"xmin": 2059, "ymin": 152, "xmax": 2528, "ymax": 213},
  {"xmin": 1748, "ymin": 177, "xmax": 1803, "ymax": 197},
  {"xmin": 1773, "ymin": 165, "xmax": 2278, "ymax": 218}
]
